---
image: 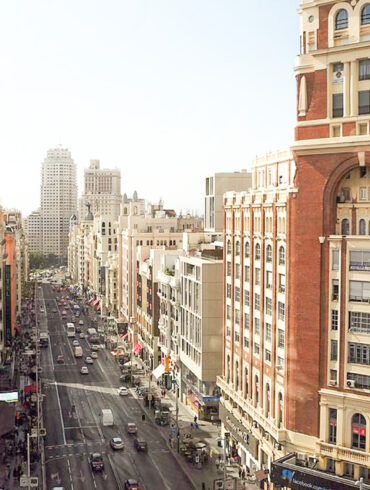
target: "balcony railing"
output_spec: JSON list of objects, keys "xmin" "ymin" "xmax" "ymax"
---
[{"xmin": 318, "ymin": 442, "xmax": 370, "ymax": 466}]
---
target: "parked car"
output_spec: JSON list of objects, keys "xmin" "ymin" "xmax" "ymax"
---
[
  {"xmin": 91, "ymin": 351, "xmax": 98, "ymax": 359},
  {"xmin": 118, "ymin": 386, "xmax": 128, "ymax": 396},
  {"xmin": 127, "ymin": 423, "xmax": 137, "ymax": 435},
  {"xmin": 110, "ymin": 437, "xmax": 124, "ymax": 450},
  {"xmin": 133, "ymin": 439, "xmax": 147, "ymax": 452},
  {"xmin": 80, "ymin": 366, "xmax": 89, "ymax": 375},
  {"xmin": 85, "ymin": 357, "xmax": 93, "ymax": 364},
  {"xmin": 124, "ymin": 479, "xmax": 141, "ymax": 490},
  {"xmin": 89, "ymin": 453, "xmax": 104, "ymax": 471},
  {"xmin": 56, "ymin": 355, "xmax": 64, "ymax": 364}
]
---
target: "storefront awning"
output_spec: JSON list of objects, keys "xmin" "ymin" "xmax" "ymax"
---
[
  {"xmin": 24, "ymin": 384, "xmax": 38, "ymax": 395},
  {"xmin": 134, "ymin": 343, "xmax": 142, "ymax": 355},
  {"xmin": 152, "ymin": 364, "xmax": 165, "ymax": 379}
]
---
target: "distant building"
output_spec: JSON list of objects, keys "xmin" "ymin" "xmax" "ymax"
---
[
  {"xmin": 25, "ymin": 209, "xmax": 41, "ymax": 253},
  {"xmin": 41, "ymin": 147, "xmax": 77, "ymax": 262},
  {"xmin": 204, "ymin": 171, "xmax": 252, "ymax": 236},
  {"xmin": 78, "ymin": 159, "xmax": 122, "ymax": 220}
]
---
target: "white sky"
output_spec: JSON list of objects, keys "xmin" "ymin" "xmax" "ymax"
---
[{"xmin": 0, "ymin": 1, "xmax": 298, "ymax": 217}]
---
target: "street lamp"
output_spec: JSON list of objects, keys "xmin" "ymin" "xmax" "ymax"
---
[{"xmin": 356, "ymin": 478, "xmax": 364, "ymax": 490}]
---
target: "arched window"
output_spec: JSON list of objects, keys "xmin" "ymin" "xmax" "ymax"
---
[
  {"xmin": 279, "ymin": 246, "xmax": 285, "ymax": 265},
  {"xmin": 235, "ymin": 361, "xmax": 239, "ymax": 391},
  {"xmin": 235, "ymin": 240, "xmax": 240, "ymax": 256},
  {"xmin": 335, "ymin": 9, "xmax": 348, "ymax": 30},
  {"xmin": 341, "ymin": 218, "xmax": 350, "ymax": 235},
  {"xmin": 361, "ymin": 5, "xmax": 370, "ymax": 25},
  {"xmin": 255, "ymin": 243, "xmax": 261, "ymax": 260},
  {"xmin": 226, "ymin": 240, "xmax": 232, "ymax": 254},
  {"xmin": 254, "ymin": 375, "xmax": 259, "ymax": 407},
  {"xmin": 245, "ymin": 242, "xmax": 250, "ymax": 258},
  {"xmin": 266, "ymin": 245, "xmax": 272, "ymax": 263},
  {"xmin": 278, "ymin": 393, "xmax": 283, "ymax": 428},
  {"xmin": 352, "ymin": 413, "xmax": 366, "ymax": 450},
  {"xmin": 265, "ymin": 384, "xmax": 271, "ymax": 417},
  {"xmin": 360, "ymin": 219, "xmax": 366, "ymax": 235},
  {"xmin": 244, "ymin": 367, "xmax": 249, "ymax": 398}
]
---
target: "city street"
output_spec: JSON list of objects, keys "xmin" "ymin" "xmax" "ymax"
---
[{"xmin": 38, "ymin": 283, "xmax": 193, "ymax": 490}]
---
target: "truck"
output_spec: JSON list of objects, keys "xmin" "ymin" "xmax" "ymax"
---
[
  {"xmin": 101, "ymin": 409, "xmax": 114, "ymax": 426},
  {"xmin": 74, "ymin": 346, "xmax": 83, "ymax": 358}
]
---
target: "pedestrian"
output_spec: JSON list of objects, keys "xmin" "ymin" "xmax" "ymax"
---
[
  {"xmin": 194, "ymin": 415, "xmax": 198, "ymax": 424},
  {"xmin": 142, "ymin": 413, "xmax": 145, "ymax": 422},
  {"xmin": 216, "ymin": 459, "xmax": 220, "ymax": 471},
  {"xmin": 239, "ymin": 467, "xmax": 242, "ymax": 478}
]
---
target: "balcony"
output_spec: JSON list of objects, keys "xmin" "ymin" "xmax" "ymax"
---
[{"xmin": 318, "ymin": 441, "xmax": 370, "ymax": 466}]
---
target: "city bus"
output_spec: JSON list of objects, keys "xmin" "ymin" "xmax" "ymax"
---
[{"xmin": 66, "ymin": 323, "xmax": 75, "ymax": 338}]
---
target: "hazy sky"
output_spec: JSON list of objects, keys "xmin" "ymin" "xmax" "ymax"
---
[{"xmin": 0, "ymin": 1, "xmax": 298, "ymax": 217}]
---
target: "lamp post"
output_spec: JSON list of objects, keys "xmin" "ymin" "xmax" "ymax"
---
[{"xmin": 356, "ymin": 477, "xmax": 364, "ymax": 490}]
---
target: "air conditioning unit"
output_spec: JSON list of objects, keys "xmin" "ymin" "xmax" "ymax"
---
[
  {"xmin": 329, "ymin": 380, "xmax": 337, "ymax": 386},
  {"xmin": 347, "ymin": 379, "xmax": 356, "ymax": 388}
]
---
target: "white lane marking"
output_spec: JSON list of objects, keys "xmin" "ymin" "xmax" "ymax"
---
[
  {"xmin": 67, "ymin": 458, "xmax": 74, "ymax": 490},
  {"xmin": 147, "ymin": 452, "xmax": 172, "ymax": 490},
  {"xmin": 54, "ymin": 381, "xmax": 67, "ymax": 445}
]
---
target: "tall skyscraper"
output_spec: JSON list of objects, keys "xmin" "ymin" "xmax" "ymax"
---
[
  {"xmin": 40, "ymin": 146, "xmax": 77, "ymax": 262},
  {"xmin": 78, "ymin": 159, "xmax": 122, "ymax": 220}
]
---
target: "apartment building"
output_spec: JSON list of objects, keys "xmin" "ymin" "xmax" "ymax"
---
[
  {"xmin": 218, "ymin": 2, "xmax": 370, "ymax": 488},
  {"xmin": 25, "ymin": 209, "xmax": 41, "ymax": 253},
  {"xmin": 78, "ymin": 159, "xmax": 122, "ymax": 220},
  {"xmin": 205, "ymin": 171, "xmax": 252, "ymax": 236},
  {"xmin": 41, "ymin": 146, "xmax": 77, "ymax": 262}
]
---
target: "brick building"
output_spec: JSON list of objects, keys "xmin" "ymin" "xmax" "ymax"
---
[{"xmin": 218, "ymin": 1, "xmax": 370, "ymax": 488}]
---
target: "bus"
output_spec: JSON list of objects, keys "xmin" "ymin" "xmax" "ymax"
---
[{"xmin": 66, "ymin": 323, "xmax": 75, "ymax": 338}]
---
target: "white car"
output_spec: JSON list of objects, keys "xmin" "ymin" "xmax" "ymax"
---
[
  {"xmin": 79, "ymin": 319, "xmax": 84, "ymax": 325},
  {"xmin": 40, "ymin": 307, "xmax": 44, "ymax": 312},
  {"xmin": 72, "ymin": 340, "xmax": 80, "ymax": 347},
  {"xmin": 91, "ymin": 351, "xmax": 98, "ymax": 359},
  {"xmin": 110, "ymin": 437, "xmax": 124, "ymax": 450},
  {"xmin": 118, "ymin": 387, "xmax": 128, "ymax": 396},
  {"xmin": 85, "ymin": 356, "xmax": 93, "ymax": 364},
  {"xmin": 91, "ymin": 344, "xmax": 99, "ymax": 351},
  {"xmin": 80, "ymin": 366, "xmax": 89, "ymax": 375},
  {"xmin": 79, "ymin": 332, "xmax": 85, "ymax": 339}
]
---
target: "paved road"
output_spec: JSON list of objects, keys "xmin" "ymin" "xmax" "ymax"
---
[{"xmin": 38, "ymin": 283, "xmax": 192, "ymax": 490}]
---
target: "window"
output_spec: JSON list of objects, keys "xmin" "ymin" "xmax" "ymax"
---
[
  {"xmin": 332, "ymin": 279, "xmax": 339, "ymax": 300},
  {"xmin": 255, "ymin": 243, "xmax": 261, "ymax": 260},
  {"xmin": 278, "ymin": 301, "xmax": 285, "ymax": 320},
  {"xmin": 331, "ymin": 310, "xmax": 338, "ymax": 331},
  {"xmin": 227, "ymin": 262, "xmax": 232, "ymax": 276},
  {"xmin": 255, "ymin": 268, "xmax": 260, "ymax": 285},
  {"xmin": 349, "ymin": 251, "xmax": 370, "ymax": 271},
  {"xmin": 265, "ymin": 323, "xmax": 272, "ymax": 342},
  {"xmin": 352, "ymin": 413, "xmax": 366, "ymax": 450},
  {"xmin": 335, "ymin": 9, "xmax": 348, "ymax": 30},
  {"xmin": 235, "ymin": 287, "xmax": 240, "ymax": 302},
  {"xmin": 254, "ymin": 342, "xmax": 260, "ymax": 356},
  {"xmin": 278, "ymin": 329, "xmax": 285, "ymax": 348},
  {"xmin": 254, "ymin": 293, "xmax": 260, "ymax": 310},
  {"xmin": 226, "ymin": 240, "xmax": 232, "ymax": 254},
  {"xmin": 341, "ymin": 218, "xmax": 350, "ymax": 235},
  {"xmin": 235, "ymin": 263, "xmax": 240, "ymax": 279},
  {"xmin": 265, "ymin": 298, "xmax": 272, "ymax": 316},
  {"xmin": 235, "ymin": 241, "xmax": 240, "ymax": 256},
  {"xmin": 349, "ymin": 311, "xmax": 370, "ymax": 333},
  {"xmin": 279, "ymin": 246, "xmax": 285, "ymax": 265},
  {"xmin": 349, "ymin": 342, "xmax": 370, "ymax": 365},
  {"xmin": 244, "ymin": 266, "xmax": 250, "ymax": 282},
  {"xmin": 329, "ymin": 408, "xmax": 337, "ymax": 444},
  {"xmin": 235, "ymin": 309, "xmax": 240, "ymax": 325},
  {"xmin": 327, "ymin": 459, "xmax": 335, "ymax": 473},
  {"xmin": 349, "ymin": 280, "xmax": 370, "ymax": 302},
  {"xmin": 360, "ymin": 187, "xmax": 368, "ymax": 201},
  {"xmin": 278, "ymin": 392, "xmax": 283, "ymax": 428},
  {"xmin": 266, "ymin": 270, "xmax": 272, "ymax": 288},
  {"xmin": 361, "ymin": 5, "xmax": 370, "ymax": 25},
  {"xmin": 226, "ymin": 284, "xmax": 231, "ymax": 299},
  {"xmin": 266, "ymin": 245, "xmax": 272, "ymax": 262},
  {"xmin": 234, "ymin": 331, "xmax": 240, "ymax": 343},
  {"xmin": 333, "ymin": 93, "xmax": 344, "ymax": 118},
  {"xmin": 244, "ymin": 336, "xmax": 249, "ymax": 349},
  {"xmin": 331, "ymin": 340, "xmax": 338, "ymax": 361},
  {"xmin": 330, "ymin": 369, "xmax": 337, "ymax": 382},
  {"xmin": 245, "ymin": 242, "xmax": 250, "ymax": 258},
  {"xmin": 226, "ymin": 305, "xmax": 231, "ymax": 320},
  {"xmin": 360, "ymin": 59, "xmax": 370, "ymax": 80},
  {"xmin": 244, "ymin": 313, "xmax": 250, "ymax": 330},
  {"xmin": 244, "ymin": 289, "xmax": 250, "ymax": 306},
  {"xmin": 347, "ymin": 372, "xmax": 370, "ymax": 389},
  {"xmin": 332, "ymin": 249, "xmax": 340, "ymax": 270},
  {"xmin": 265, "ymin": 349, "xmax": 272, "ymax": 363},
  {"xmin": 359, "ymin": 90, "xmax": 370, "ymax": 115},
  {"xmin": 279, "ymin": 274, "xmax": 286, "ymax": 293},
  {"xmin": 360, "ymin": 219, "xmax": 367, "ymax": 235}
]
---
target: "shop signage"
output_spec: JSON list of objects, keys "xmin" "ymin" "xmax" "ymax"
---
[
  {"xmin": 219, "ymin": 404, "xmax": 258, "ymax": 458},
  {"xmin": 203, "ymin": 396, "xmax": 220, "ymax": 403}
]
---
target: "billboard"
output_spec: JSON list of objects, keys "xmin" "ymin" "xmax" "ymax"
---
[{"xmin": 0, "ymin": 391, "xmax": 19, "ymax": 403}]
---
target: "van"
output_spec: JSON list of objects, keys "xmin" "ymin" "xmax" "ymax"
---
[
  {"xmin": 74, "ymin": 346, "xmax": 83, "ymax": 358},
  {"xmin": 101, "ymin": 409, "xmax": 114, "ymax": 426}
]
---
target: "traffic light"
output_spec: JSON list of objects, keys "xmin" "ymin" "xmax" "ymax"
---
[{"xmin": 164, "ymin": 373, "xmax": 172, "ymax": 390}]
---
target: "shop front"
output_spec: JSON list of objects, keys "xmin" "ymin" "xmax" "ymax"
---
[
  {"xmin": 271, "ymin": 453, "xmax": 370, "ymax": 490},
  {"xmin": 219, "ymin": 403, "xmax": 259, "ymax": 474}
]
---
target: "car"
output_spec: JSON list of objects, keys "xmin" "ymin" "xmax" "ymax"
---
[
  {"xmin": 80, "ymin": 366, "xmax": 89, "ymax": 375},
  {"xmin": 56, "ymin": 355, "xmax": 64, "ymax": 364},
  {"xmin": 76, "ymin": 326, "xmax": 81, "ymax": 334},
  {"xmin": 118, "ymin": 386, "xmax": 128, "ymax": 396},
  {"xmin": 127, "ymin": 423, "xmax": 137, "ymax": 435},
  {"xmin": 91, "ymin": 344, "xmax": 99, "ymax": 351},
  {"xmin": 124, "ymin": 479, "xmax": 141, "ymax": 490},
  {"xmin": 40, "ymin": 307, "xmax": 44, "ymax": 312},
  {"xmin": 79, "ymin": 332, "xmax": 85, "ymax": 339},
  {"xmin": 110, "ymin": 437, "xmax": 124, "ymax": 450},
  {"xmin": 120, "ymin": 373, "xmax": 131, "ymax": 383},
  {"xmin": 52, "ymin": 308, "xmax": 57, "ymax": 313},
  {"xmin": 78, "ymin": 319, "xmax": 84, "ymax": 325},
  {"xmin": 72, "ymin": 340, "xmax": 79, "ymax": 347},
  {"xmin": 91, "ymin": 351, "xmax": 98, "ymax": 359},
  {"xmin": 85, "ymin": 356, "xmax": 93, "ymax": 364},
  {"xmin": 61, "ymin": 310, "xmax": 67, "ymax": 316},
  {"xmin": 133, "ymin": 439, "xmax": 147, "ymax": 452},
  {"xmin": 89, "ymin": 452, "xmax": 104, "ymax": 471}
]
